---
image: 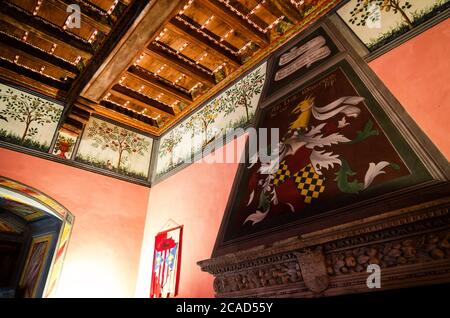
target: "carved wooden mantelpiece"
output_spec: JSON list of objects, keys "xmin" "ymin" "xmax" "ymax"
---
[{"xmin": 198, "ymin": 198, "xmax": 450, "ymax": 297}]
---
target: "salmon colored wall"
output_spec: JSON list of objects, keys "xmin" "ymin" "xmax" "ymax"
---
[
  {"xmin": 369, "ymin": 19, "xmax": 450, "ymax": 159},
  {"xmin": 135, "ymin": 136, "xmax": 246, "ymax": 297},
  {"xmin": 0, "ymin": 148, "xmax": 150, "ymax": 297}
]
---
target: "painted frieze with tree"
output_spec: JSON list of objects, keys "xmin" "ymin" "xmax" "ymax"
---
[
  {"xmin": 155, "ymin": 62, "xmax": 267, "ymax": 178},
  {"xmin": 76, "ymin": 117, "xmax": 153, "ymax": 180},
  {"xmin": 0, "ymin": 84, "xmax": 63, "ymax": 152}
]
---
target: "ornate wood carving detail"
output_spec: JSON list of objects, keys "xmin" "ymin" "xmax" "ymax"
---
[
  {"xmin": 326, "ymin": 229, "xmax": 450, "ymax": 277},
  {"xmin": 198, "ymin": 199, "xmax": 450, "ymax": 297},
  {"xmin": 213, "ymin": 258, "xmax": 303, "ymax": 294},
  {"xmin": 296, "ymin": 249, "xmax": 329, "ymax": 293}
]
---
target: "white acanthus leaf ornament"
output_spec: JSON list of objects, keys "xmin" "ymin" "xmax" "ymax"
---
[
  {"xmin": 247, "ymin": 190, "xmax": 255, "ymax": 206},
  {"xmin": 338, "ymin": 116, "xmax": 350, "ymax": 128},
  {"xmin": 364, "ymin": 161, "xmax": 390, "ymax": 189},
  {"xmin": 310, "ymin": 149, "xmax": 341, "ymax": 175},
  {"xmin": 284, "ymin": 123, "xmax": 351, "ymax": 155},
  {"xmin": 243, "ymin": 207, "xmax": 270, "ymax": 226}
]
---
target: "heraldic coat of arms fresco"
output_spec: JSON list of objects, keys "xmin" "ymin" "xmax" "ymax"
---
[{"xmin": 219, "ymin": 59, "xmax": 431, "ymax": 245}]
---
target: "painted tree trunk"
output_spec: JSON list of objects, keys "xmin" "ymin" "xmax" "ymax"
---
[
  {"xmin": 245, "ymin": 102, "xmax": 250, "ymax": 122},
  {"xmin": 202, "ymin": 119, "xmax": 209, "ymax": 147},
  {"xmin": 168, "ymin": 148, "xmax": 174, "ymax": 167},
  {"xmin": 117, "ymin": 149, "xmax": 123, "ymax": 170},
  {"xmin": 394, "ymin": 3, "xmax": 413, "ymax": 29},
  {"xmin": 241, "ymin": 96, "xmax": 250, "ymax": 122},
  {"xmin": 21, "ymin": 120, "xmax": 31, "ymax": 142}
]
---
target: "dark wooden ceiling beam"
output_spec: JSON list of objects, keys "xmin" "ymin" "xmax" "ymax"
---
[
  {"xmin": 147, "ymin": 42, "xmax": 216, "ymax": 85},
  {"xmin": 63, "ymin": 116, "xmax": 84, "ymax": 133},
  {"xmin": 265, "ymin": 0, "xmax": 301, "ymax": 24},
  {"xmin": 48, "ymin": 0, "xmax": 112, "ymax": 34},
  {"xmin": 0, "ymin": 44, "xmax": 76, "ymax": 79},
  {"xmin": 0, "ymin": 18, "xmax": 92, "ymax": 62},
  {"xmin": 99, "ymin": 100, "xmax": 158, "ymax": 127},
  {"xmin": 80, "ymin": 0, "xmax": 188, "ymax": 103},
  {"xmin": 196, "ymin": 0, "xmax": 269, "ymax": 47},
  {"xmin": 0, "ymin": 32, "xmax": 80, "ymax": 74},
  {"xmin": 128, "ymin": 65, "xmax": 192, "ymax": 104},
  {"xmin": 111, "ymin": 84, "xmax": 177, "ymax": 116},
  {"xmin": 109, "ymin": 88, "xmax": 174, "ymax": 122},
  {"xmin": 168, "ymin": 18, "xmax": 241, "ymax": 68},
  {"xmin": 0, "ymin": 1, "xmax": 94, "ymax": 54},
  {"xmin": 0, "ymin": 66, "xmax": 66, "ymax": 99},
  {"xmin": 0, "ymin": 58, "xmax": 70, "ymax": 91},
  {"xmin": 227, "ymin": 0, "xmax": 270, "ymax": 29},
  {"xmin": 176, "ymin": 15, "xmax": 240, "ymax": 54},
  {"xmin": 56, "ymin": 0, "xmax": 114, "ymax": 29}
]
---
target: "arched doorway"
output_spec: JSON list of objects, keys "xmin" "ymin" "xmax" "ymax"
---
[{"xmin": 0, "ymin": 176, "xmax": 74, "ymax": 298}]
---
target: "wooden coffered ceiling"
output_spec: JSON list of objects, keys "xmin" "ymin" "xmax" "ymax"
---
[
  {"xmin": 0, "ymin": 0, "xmax": 136, "ymax": 95},
  {"xmin": 0, "ymin": 0, "xmax": 342, "ymax": 136}
]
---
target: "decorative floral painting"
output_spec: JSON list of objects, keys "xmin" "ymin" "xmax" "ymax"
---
[
  {"xmin": 150, "ymin": 225, "xmax": 182, "ymax": 298},
  {"xmin": 156, "ymin": 62, "xmax": 267, "ymax": 177},
  {"xmin": 19, "ymin": 234, "xmax": 53, "ymax": 298},
  {"xmin": 0, "ymin": 83, "xmax": 63, "ymax": 152},
  {"xmin": 75, "ymin": 117, "xmax": 153, "ymax": 180},
  {"xmin": 218, "ymin": 60, "xmax": 429, "ymax": 243},
  {"xmin": 337, "ymin": 0, "xmax": 449, "ymax": 52},
  {"xmin": 52, "ymin": 130, "xmax": 77, "ymax": 160}
]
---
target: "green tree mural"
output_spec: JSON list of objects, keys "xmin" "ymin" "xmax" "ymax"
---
[
  {"xmin": 348, "ymin": 0, "xmax": 413, "ymax": 29},
  {"xmin": 222, "ymin": 68, "xmax": 265, "ymax": 122},
  {"xmin": 0, "ymin": 88, "xmax": 62, "ymax": 143},
  {"xmin": 185, "ymin": 99, "xmax": 223, "ymax": 147},
  {"xmin": 159, "ymin": 127, "xmax": 183, "ymax": 167},
  {"xmin": 87, "ymin": 120, "xmax": 150, "ymax": 170}
]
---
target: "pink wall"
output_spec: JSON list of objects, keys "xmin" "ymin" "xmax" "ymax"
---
[
  {"xmin": 0, "ymin": 148, "xmax": 150, "ymax": 297},
  {"xmin": 369, "ymin": 19, "xmax": 450, "ymax": 159},
  {"xmin": 135, "ymin": 136, "xmax": 246, "ymax": 297}
]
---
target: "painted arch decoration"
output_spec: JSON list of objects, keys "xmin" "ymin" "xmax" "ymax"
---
[{"xmin": 0, "ymin": 176, "xmax": 74, "ymax": 298}]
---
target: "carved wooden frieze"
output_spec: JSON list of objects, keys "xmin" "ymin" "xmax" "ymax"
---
[
  {"xmin": 198, "ymin": 199, "xmax": 450, "ymax": 298},
  {"xmin": 296, "ymin": 249, "xmax": 329, "ymax": 293}
]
